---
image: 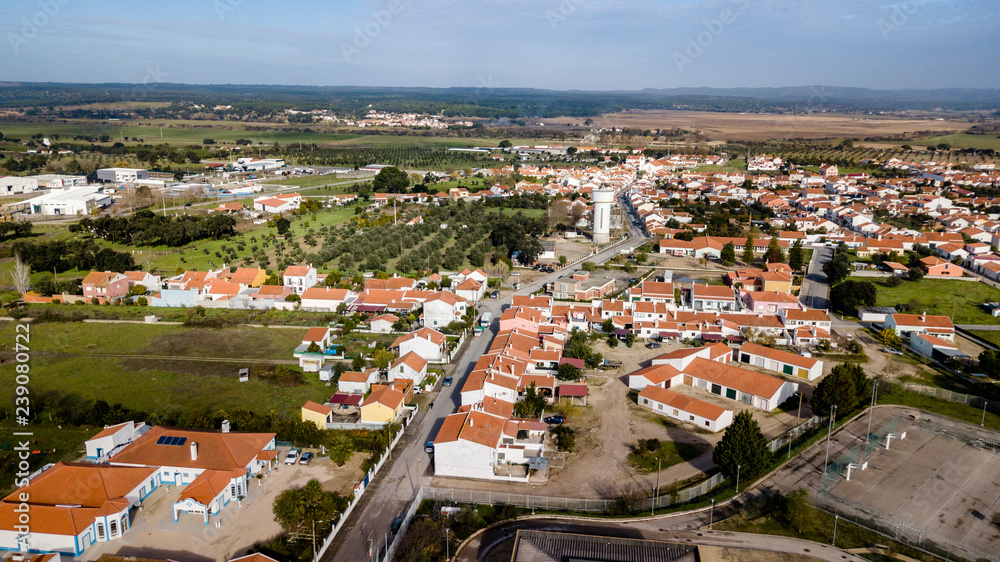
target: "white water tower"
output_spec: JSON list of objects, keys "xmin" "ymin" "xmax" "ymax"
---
[{"xmin": 592, "ymin": 188, "xmax": 615, "ymax": 244}]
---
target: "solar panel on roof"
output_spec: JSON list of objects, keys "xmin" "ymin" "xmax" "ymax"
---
[
  {"xmin": 156, "ymin": 436, "xmax": 169, "ymax": 445},
  {"xmin": 156, "ymin": 435, "xmax": 188, "ymax": 446}
]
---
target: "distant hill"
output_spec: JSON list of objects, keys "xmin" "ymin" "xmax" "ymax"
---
[{"xmin": 1, "ymin": 82, "xmax": 998, "ymax": 118}]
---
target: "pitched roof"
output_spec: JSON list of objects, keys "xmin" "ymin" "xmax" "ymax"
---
[
  {"xmin": 284, "ymin": 265, "xmax": 311, "ymax": 277},
  {"xmin": 110, "ymin": 426, "xmax": 274, "ymax": 471},
  {"xmin": 302, "ymin": 400, "xmax": 332, "ymax": 415},
  {"xmin": 303, "ymin": 327, "xmax": 329, "ymax": 342},
  {"xmin": 362, "ymin": 386, "xmax": 406, "ymax": 409},
  {"xmin": 639, "ymin": 386, "xmax": 730, "ymax": 421},
  {"xmin": 739, "ymin": 342, "xmax": 818, "ymax": 369},
  {"xmin": 684, "ymin": 357, "xmax": 786, "ymax": 399},
  {"xmin": 392, "ymin": 351, "xmax": 428, "ymax": 372}
]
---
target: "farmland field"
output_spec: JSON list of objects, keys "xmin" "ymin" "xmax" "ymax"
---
[
  {"xmin": 912, "ymin": 132, "xmax": 1000, "ymax": 150},
  {"xmin": 544, "ymin": 110, "xmax": 972, "ymax": 142}
]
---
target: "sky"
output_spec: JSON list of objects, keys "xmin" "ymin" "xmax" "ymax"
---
[{"xmin": 1, "ymin": 0, "xmax": 998, "ymax": 91}]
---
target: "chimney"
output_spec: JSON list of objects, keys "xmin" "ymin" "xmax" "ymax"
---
[
  {"xmin": 221, "ymin": 419, "xmax": 230, "ymax": 433},
  {"xmin": 190, "ymin": 441, "xmax": 198, "ymax": 461},
  {"xmin": 921, "ymin": 311, "xmax": 927, "ymax": 322}
]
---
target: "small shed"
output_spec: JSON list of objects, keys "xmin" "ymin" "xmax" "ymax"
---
[{"xmin": 556, "ymin": 384, "xmax": 588, "ymax": 405}]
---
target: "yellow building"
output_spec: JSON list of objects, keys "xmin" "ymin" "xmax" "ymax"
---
[
  {"xmin": 230, "ymin": 267, "xmax": 268, "ymax": 288},
  {"xmin": 760, "ymin": 270, "xmax": 793, "ymax": 293},
  {"xmin": 301, "ymin": 401, "xmax": 333, "ymax": 430},
  {"xmin": 360, "ymin": 386, "xmax": 405, "ymax": 425}
]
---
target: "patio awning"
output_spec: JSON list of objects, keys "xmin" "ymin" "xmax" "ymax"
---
[
  {"xmin": 614, "ymin": 328, "xmax": 631, "ymax": 336},
  {"xmin": 726, "ymin": 335, "xmax": 744, "ymax": 342},
  {"xmin": 557, "ymin": 384, "xmax": 588, "ymax": 397},
  {"xmin": 659, "ymin": 331, "xmax": 682, "ymax": 338},
  {"xmin": 702, "ymin": 333, "xmax": 724, "ymax": 341},
  {"xmin": 558, "ymin": 357, "xmax": 585, "ymax": 369},
  {"xmin": 528, "ymin": 457, "xmax": 549, "ymax": 470},
  {"xmin": 352, "ymin": 304, "xmax": 387, "ymax": 312}
]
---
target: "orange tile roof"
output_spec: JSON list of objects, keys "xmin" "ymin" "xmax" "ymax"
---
[
  {"xmin": 110, "ymin": 426, "xmax": 274, "ymax": 471},
  {"xmin": 639, "ymin": 386, "xmax": 730, "ymax": 421},
  {"xmin": 302, "ymin": 400, "xmax": 332, "ymax": 415},
  {"xmin": 284, "ymin": 265, "xmax": 311, "ymax": 277},
  {"xmin": 684, "ymin": 358, "xmax": 786, "ymax": 398},
  {"xmin": 303, "ymin": 327, "xmax": 329, "ymax": 342},
  {"xmin": 90, "ymin": 421, "xmax": 133, "ymax": 440},
  {"xmin": 739, "ymin": 342, "xmax": 818, "ymax": 369},
  {"xmin": 179, "ymin": 468, "xmax": 245, "ymax": 505},
  {"xmin": 361, "ymin": 386, "xmax": 405, "ymax": 409},
  {"xmin": 631, "ymin": 364, "xmax": 681, "ymax": 385},
  {"xmin": 392, "ymin": 351, "xmax": 427, "ymax": 372}
]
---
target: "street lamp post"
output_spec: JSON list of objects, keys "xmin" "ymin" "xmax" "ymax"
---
[
  {"xmin": 736, "ymin": 464, "xmax": 741, "ymax": 494},
  {"xmin": 531, "ymin": 485, "xmax": 536, "ymax": 515},
  {"xmin": 709, "ymin": 498, "xmax": 715, "ymax": 529},
  {"xmin": 865, "ymin": 379, "xmax": 879, "ymax": 453},
  {"xmin": 311, "ymin": 519, "xmax": 328, "ymax": 562},
  {"xmin": 832, "ymin": 514, "xmax": 839, "ymax": 546},
  {"xmin": 823, "ymin": 404, "xmax": 837, "ymax": 475},
  {"xmin": 445, "ymin": 528, "xmax": 451, "ymax": 560},
  {"xmin": 652, "ymin": 456, "xmax": 660, "ymax": 515},
  {"xmin": 983, "ymin": 398, "xmax": 989, "ymax": 427}
]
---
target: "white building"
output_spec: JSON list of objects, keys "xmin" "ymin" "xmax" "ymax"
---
[
  {"xmin": 736, "ymin": 342, "xmax": 824, "ymax": 381},
  {"xmin": 97, "ymin": 168, "xmax": 149, "ymax": 183},
  {"xmin": 283, "ymin": 265, "xmax": 318, "ymax": 295},
  {"xmin": 391, "ymin": 327, "xmax": 449, "ymax": 363},
  {"xmin": 423, "ymin": 292, "xmax": 468, "ymax": 328},
  {"xmin": 0, "ymin": 176, "xmax": 39, "ymax": 194},
  {"xmin": 24, "ymin": 186, "xmax": 113, "ymax": 216},
  {"xmin": 387, "ymin": 351, "xmax": 428, "ymax": 385},
  {"xmin": 85, "ymin": 420, "xmax": 148, "ymax": 460},
  {"xmin": 30, "ymin": 174, "xmax": 88, "ymax": 189},
  {"xmin": 433, "ymin": 399, "xmax": 545, "ymax": 481},
  {"xmin": 638, "ymin": 386, "xmax": 733, "ymax": 432}
]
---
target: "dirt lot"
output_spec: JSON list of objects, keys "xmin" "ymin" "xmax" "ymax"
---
[
  {"xmin": 546, "ymin": 111, "xmax": 971, "ymax": 142},
  {"xmin": 700, "ymin": 546, "xmax": 824, "ymax": 562},
  {"xmin": 82, "ymin": 448, "xmax": 366, "ymax": 561},
  {"xmin": 764, "ymin": 407, "xmax": 1000, "ymax": 561}
]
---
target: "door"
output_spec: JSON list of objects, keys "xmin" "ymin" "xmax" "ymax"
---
[
  {"xmin": 726, "ymin": 388, "xmax": 737, "ymax": 400},
  {"xmin": 711, "ymin": 383, "xmax": 722, "ymax": 395},
  {"xmin": 783, "ymin": 364, "xmax": 794, "ymax": 376},
  {"xmin": 683, "ymin": 375, "xmax": 692, "ymax": 386},
  {"xmin": 798, "ymin": 368, "xmax": 809, "ymax": 379}
]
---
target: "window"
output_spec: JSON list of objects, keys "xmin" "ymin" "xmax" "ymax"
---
[
  {"xmin": 705, "ymin": 421, "xmax": 710, "ymax": 427},
  {"xmin": 672, "ymin": 409, "xmax": 679, "ymax": 416},
  {"xmin": 688, "ymin": 415, "xmax": 695, "ymax": 421},
  {"xmin": 109, "ymin": 519, "xmax": 118, "ymax": 537},
  {"xmin": 642, "ymin": 398, "xmax": 648, "ymax": 405},
  {"xmin": 657, "ymin": 404, "xmax": 663, "ymax": 410},
  {"xmin": 231, "ymin": 483, "xmax": 237, "ymax": 498},
  {"xmin": 120, "ymin": 514, "xmax": 128, "ymax": 534},
  {"xmin": 97, "ymin": 523, "xmax": 106, "ymax": 540}
]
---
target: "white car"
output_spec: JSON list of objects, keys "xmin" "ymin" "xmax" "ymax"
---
[{"xmin": 284, "ymin": 449, "xmax": 299, "ymax": 464}]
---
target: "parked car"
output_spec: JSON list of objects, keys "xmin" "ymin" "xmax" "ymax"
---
[
  {"xmin": 425, "ymin": 441, "xmax": 435, "ymax": 453},
  {"xmin": 543, "ymin": 415, "xmax": 565, "ymax": 425},
  {"xmin": 646, "ymin": 342, "xmax": 661, "ymax": 349},
  {"xmin": 391, "ymin": 515, "xmax": 404, "ymax": 534},
  {"xmin": 442, "ymin": 376, "xmax": 453, "ymax": 386},
  {"xmin": 298, "ymin": 452, "xmax": 315, "ymax": 465},
  {"xmin": 490, "ymin": 290, "xmax": 500, "ymax": 299},
  {"xmin": 284, "ymin": 449, "xmax": 299, "ymax": 464},
  {"xmin": 883, "ymin": 347, "xmax": 904, "ymax": 356}
]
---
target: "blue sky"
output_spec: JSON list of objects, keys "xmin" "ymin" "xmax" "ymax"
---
[{"xmin": 1, "ymin": 0, "xmax": 998, "ymax": 90}]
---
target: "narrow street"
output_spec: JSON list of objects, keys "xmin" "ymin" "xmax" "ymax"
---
[{"xmin": 326, "ymin": 191, "xmax": 648, "ymax": 560}]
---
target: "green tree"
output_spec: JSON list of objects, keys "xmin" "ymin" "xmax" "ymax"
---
[
  {"xmin": 811, "ymin": 363, "xmax": 871, "ymax": 416},
  {"xmin": 878, "ymin": 328, "xmax": 901, "ymax": 349},
  {"xmin": 581, "ymin": 261, "xmax": 597, "ymax": 272},
  {"xmin": 784, "ymin": 488, "xmax": 818, "ymax": 533},
  {"xmin": 635, "ymin": 252, "xmax": 647, "ymax": 264},
  {"xmin": 498, "ymin": 140, "xmax": 512, "ymax": 148},
  {"xmin": 274, "ymin": 216, "xmax": 292, "ymax": 236},
  {"xmin": 514, "ymin": 383, "xmax": 546, "ymax": 418},
  {"xmin": 712, "ymin": 410, "xmax": 771, "ymax": 480},
  {"xmin": 551, "ymin": 425, "xmax": 576, "ymax": 452},
  {"xmin": 764, "ymin": 237, "xmax": 785, "ymax": 264},
  {"xmin": 829, "ymin": 279, "xmax": 877, "ymax": 315},
  {"xmin": 371, "ymin": 347, "xmax": 395, "ymax": 370},
  {"xmin": 789, "ymin": 239, "xmax": 804, "ymax": 271},
  {"xmin": 907, "ymin": 267, "xmax": 924, "ymax": 282},
  {"xmin": 978, "ymin": 349, "xmax": 1000, "ymax": 379},
  {"xmin": 823, "ymin": 247, "xmax": 852, "ymax": 285},
  {"xmin": 742, "ymin": 236, "xmax": 755, "ymax": 264},
  {"xmin": 372, "ymin": 166, "xmax": 409, "ymax": 193},
  {"xmin": 558, "ymin": 255, "xmax": 567, "ymax": 265},
  {"xmin": 329, "ymin": 434, "xmax": 354, "ymax": 465},
  {"xmin": 602, "ymin": 318, "xmax": 615, "ymax": 335},
  {"xmin": 557, "ymin": 362, "xmax": 582, "ymax": 381},
  {"xmin": 720, "ymin": 242, "xmax": 736, "ymax": 266},
  {"xmin": 272, "ymin": 479, "xmax": 347, "ymax": 536}
]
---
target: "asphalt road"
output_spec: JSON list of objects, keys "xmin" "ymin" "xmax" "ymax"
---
[
  {"xmin": 799, "ymin": 245, "xmax": 832, "ymax": 311},
  {"xmin": 326, "ymin": 190, "xmax": 649, "ymax": 561}
]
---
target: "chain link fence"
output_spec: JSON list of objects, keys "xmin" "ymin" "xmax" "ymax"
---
[{"xmin": 903, "ymin": 382, "xmax": 1000, "ymax": 418}]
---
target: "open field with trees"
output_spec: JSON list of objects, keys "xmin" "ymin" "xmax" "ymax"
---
[{"xmin": 855, "ymin": 277, "xmax": 1000, "ymax": 325}]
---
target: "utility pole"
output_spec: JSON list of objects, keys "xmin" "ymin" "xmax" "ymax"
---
[
  {"xmin": 652, "ymin": 456, "xmax": 660, "ymax": 515},
  {"xmin": 865, "ymin": 379, "xmax": 880, "ymax": 455},
  {"xmin": 823, "ymin": 404, "xmax": 837, "ymax": 475}
]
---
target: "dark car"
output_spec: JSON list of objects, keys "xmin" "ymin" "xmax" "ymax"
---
[
  {"xmin": 442, "ymin": 376, "xmax": 453, "ymax": 386},
  {"xmin": 533, "ymin": 264, "xmax": 541, "ymax": 270},
  {"xmin": 543, "ymin": 415, "xmax": 565, "ymax": 425},
  {"xmin": 298, "ymin": 452, "xmax": 315, "ymax": 465},
  {"xmin": 646, "ymin": 342, "xmax": 661, "ymax": 349},
  {"xmin": 391, "ymin": 515, "xmax": 404, "ymax": 534},
  {"xmin": 425, "ymin": 441, "xmax": 435, "ymax": 453}
]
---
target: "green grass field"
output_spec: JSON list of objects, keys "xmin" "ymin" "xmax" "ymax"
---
[
  {"xmin": 857, "ymin": 277, "xmax": 1000, "ymax": 325},
  {"xmin": 627, "ymin": 440, "xmax": 705, "ymax": 474},
  {"xmin": 968, "ymin": 330, "xmax": 1000, "ymax": 347},
  {"xmin": 267, "ymin": 174, "xmax": 341, "ymax": 187},
  {"xmin": 0, "ymin": 120, "xmax": 359, "ymax": 147},
  {"xmin": 913, "ymin": 133, "xmax": 1000, "ymax": 151},
  {"xmin": 485, "ymin": 207, "xmax": 547, "ymax": 219},
  {"xmin": 0, "ymin": 323, "xmax": 330, "ymax": 418}
]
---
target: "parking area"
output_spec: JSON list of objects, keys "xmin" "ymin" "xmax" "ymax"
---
[
  {"xmin": 765, "ymin": 407, "xmax": 1000, "ymax": 560},
  {"xmin": 81, "ymin": 448, "xmax": 366, "ymax": 561}
]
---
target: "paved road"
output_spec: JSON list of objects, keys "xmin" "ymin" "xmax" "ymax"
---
[
  {"xmin": 326, "ymin": 189, "xmax": 649, "ymax": 561},
  {"xmin": 459, "ymin": 517, "xmax": 866, "ymax": 562},
  {"xmin": 799, "ymin": 245, "xmax": 832, "ymax": 311}
]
